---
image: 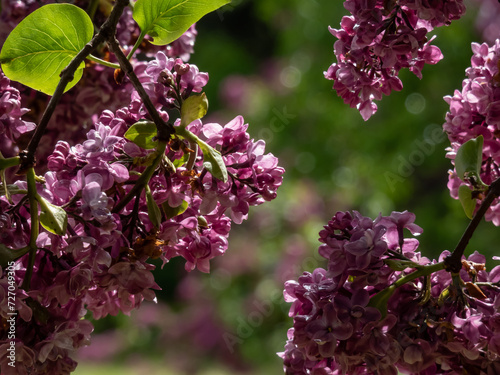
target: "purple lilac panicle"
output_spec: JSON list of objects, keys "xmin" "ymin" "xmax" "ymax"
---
[
  {"xmin": 444, "ymin": 39, "xmax": 500, "ymax": 225},
  {"xmin": 325, "ymin": 0, "xmax": 465, "ymax": 120},
  {"xmin": 0, "ymin": 51, "xmax": 284, "ymax": 374},
  {"xmin": 280, "ymin": 210, "xmax": 500, "ymax": 374}
]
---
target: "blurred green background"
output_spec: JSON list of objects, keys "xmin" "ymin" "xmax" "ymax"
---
[{"xmin": 75, "ymin": 0, "xmax": 500, "ymax": 374}]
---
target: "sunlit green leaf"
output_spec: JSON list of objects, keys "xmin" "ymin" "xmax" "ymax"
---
[
  {"xmin": 458, "ymin": 184, "xmax": 476, "ymax": 219},
  {"xmin": 0, "ymin": 4, "xmax": 93, "ymax": 95},
  {"xmin": 133, "ymin": 0, "xmax": 231, "ymax": 46},
  {"xmin": 125, "ymin": 121, "xmax": 158, "ymax": 150},
  {"xmin": 180, "ymin": 93, "xmax": 209, "ymax": 128},
  {"xmin": 38, "ymin": 196, "xmax": 67, "ymax": 236}
]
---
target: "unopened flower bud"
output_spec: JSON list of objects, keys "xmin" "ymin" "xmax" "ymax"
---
[
  {"xmin": 159, "ymin": 70, "xmax": 175, "ymax": 87},
  {"xmin": 175, "ymin": 63, "xmax": 190, "ymax": 76}
]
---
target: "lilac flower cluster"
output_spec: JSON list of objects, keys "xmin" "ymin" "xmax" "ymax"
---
[
  {"xmin": 444, "ymin": 40, "xmax": 500, "ymax": 225},
  {"xmin": 280, "ymin": 210, "xmax": 500, "ymax": 374},
  {"xmin": 325, "ymin": 0, "xmax": 465, "ymax": 120},
  {"xmin": 0, "ymin": 48, "xmax": 284, "ymax": 373}
]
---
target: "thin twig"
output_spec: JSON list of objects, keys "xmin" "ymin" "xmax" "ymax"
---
[
  {"xmin": 112, "ymin": 141, "xmax": 167, "ymax": 213},
  {"xmin": 106, "ymin": 37, "xmax": 176, "ymax": 141},
  {"xmin": 445, "ymin": 177, "xmax": 500, "ymax": 273}
]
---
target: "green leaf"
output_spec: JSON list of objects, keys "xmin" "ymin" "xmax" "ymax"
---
[
  {"xmin": 0, "ymin": 245, "xmax": 30, "ymax": 269},
  {"xmin": 146, "ymin": 186, "xmax": 162, "ymax": 229},
  {"xmin": 180, "ymin": 93, "xmax": 209, "ymax": 128},
  {"xmin": 0, "ymin": 4, "xmax": 93, "ymax": 95},
  {"xmin": 133, "ymin": 0, "xmax": 230, "ymax": 46},
  {"xmin": 455, "ymin": 135, "xmax": 484, "ymax": 183},
  {"xmin": 162, "ymin": 200, "xmax": 188, "ymax": 219},
  {"xmin": 458, "ymin": 184, "xmax": 477, "ymax": 219},
  {"xmin": 125, "ymin": 121, "xmax": 158, "ymax": 150},
  {"xmin": 198, "ymin": 139, "xmax": 228, "ymax": 183},
  {"xmin": 38, "ymin": 196, "xmax": 67, "ymax": 236}
]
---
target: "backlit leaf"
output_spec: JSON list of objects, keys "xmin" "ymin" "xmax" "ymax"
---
[
  {"xmin": 133, "ymin": 0, "xmax": 230, "ymax": 46},
  {"xmin": 0, "ymin": 4, "xmax": 93, "ymax": 95},
  {"xmin": 38, "ymin": 196, "xmax": 67, "ymax": 236},
  {"xmin": 180, "ymin": 93, "xmax": 209, "ymax": 128}
]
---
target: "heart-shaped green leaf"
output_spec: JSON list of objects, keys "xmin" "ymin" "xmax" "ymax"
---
[
  {"xmin": 38, "ymin": 196, "xmax": 68, "ymax": 236},
  {"xmin": 458, "ymin": 184, "xmax": 477, "ymax": 219},
  {"xmin": 0, "ymin": 4, "xmax": 93, "ymax": 95},
  {"xmin": 133, "ymin": 0, "xmax": 231, "ymax": 46},
  {"xmin": 125, "ymin": 121, "xmax": 158, "ymax": 149}
]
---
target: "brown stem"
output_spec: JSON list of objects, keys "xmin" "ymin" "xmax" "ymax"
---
[
  {"xmin": 19, "ymin": 0, "xmax": 131, "ymax": 173},
  {"xmin": 106, "ymin": 38, "xmax": 176, "ymax": 141},
  {"xmin": 444, "ymin": 177, "xmax": 500, "ymax": 272}
]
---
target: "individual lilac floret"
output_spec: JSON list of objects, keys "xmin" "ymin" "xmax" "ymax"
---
[
  {"xmin": 325, "ymin": 0, "xmax": 464, "ymax": 120},
  {"xmin": 444, "ymin": 40, "xmax": 500, "ymax": 225}
]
